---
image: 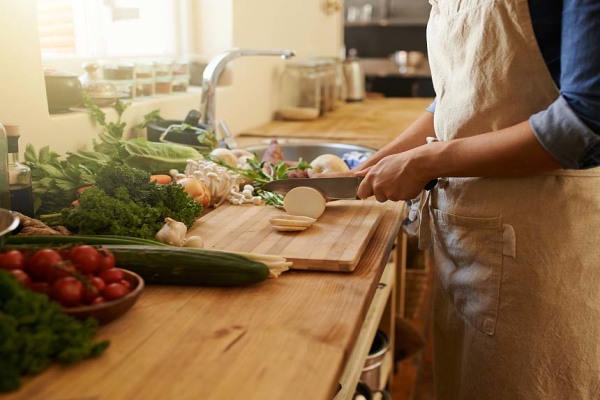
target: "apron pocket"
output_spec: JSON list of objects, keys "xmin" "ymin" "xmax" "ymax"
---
[{"xmin": 430, "ymin": 207, "xmax": 503, "ymax": 335}]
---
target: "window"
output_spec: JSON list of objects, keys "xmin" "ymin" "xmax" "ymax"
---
[{"xmin": 37, "ymin": 0, "xmax": 187, "ymax": 61}]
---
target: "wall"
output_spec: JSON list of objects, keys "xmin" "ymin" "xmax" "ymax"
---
[{"xmin": 0, "ymin": 0, "xmax": 343, "ymax": 156}]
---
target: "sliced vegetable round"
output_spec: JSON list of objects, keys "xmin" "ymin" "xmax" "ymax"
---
[{"xmin": 283, "ymin": 186, "xmax": 326, "ymax": 220}]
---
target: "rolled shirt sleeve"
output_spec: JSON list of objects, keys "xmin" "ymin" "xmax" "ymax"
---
[
  {"xmin": 529, "ymin": 0, "xmax": 600, "ymax": 169},
  {"xmin": 426, "ymin": 99, "xmax": 437, "ymax": 113},
  {"xmin": 530, "ymin": 96, "xmax": 600, "ymax": 169}
]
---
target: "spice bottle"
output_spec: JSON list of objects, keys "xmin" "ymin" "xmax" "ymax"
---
[
  {"xmin": 0, "ymin": 122, "xmax": 10, "ymax": 210},
  {"xmin": 5, "ymin": 125, "xmax": 34, "ymax": 217}
]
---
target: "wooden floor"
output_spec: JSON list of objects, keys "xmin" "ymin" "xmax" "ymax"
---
[{"xmin": 390, "ymin": 265, "xmax": 435, "ymax": 400}]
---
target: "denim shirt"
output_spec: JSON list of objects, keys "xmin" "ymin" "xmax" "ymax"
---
[{"xmin": 426, "ymin": 0, "xmax": 600, "ymax": 169}]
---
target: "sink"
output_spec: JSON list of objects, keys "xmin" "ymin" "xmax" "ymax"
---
[{"xmin": 243, "ymin": 142, "xmax": 376, "ymax": 162}]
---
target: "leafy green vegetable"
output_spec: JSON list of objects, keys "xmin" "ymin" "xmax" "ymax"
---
[
  {"xmin": 60, "ymin": 163, "xmax": 203, "ymax": 239},
  {"xmin": 25, "ymin": 144, "xmax": 96, "ymax": 215},
  {"xmin": 25, "ymin": 95, "xmax": 213, "ymax": 215},
  {"xmin": 215, "ymin": 155, "xmax": 310, "ymax": 208},
  {"xmin": 0, "ymin": 270, "xmax": 109, "ymax": 392},
  {"xmin": 135, "ymin": 109, "xmax": 164, "ymax": 130},
  {"xmin": 123, "ymin": 138, "xmax": 203, "ymax": 173}
]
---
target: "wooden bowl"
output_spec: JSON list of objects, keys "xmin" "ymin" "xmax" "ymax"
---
[{"xmin": 64, "ymin": 269, "xmax": 144, "ymax": 325}]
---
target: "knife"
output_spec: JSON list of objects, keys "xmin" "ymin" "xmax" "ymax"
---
[{"xmin": 262, "ymin": 177, "xmax": 438, "ymax": 200}]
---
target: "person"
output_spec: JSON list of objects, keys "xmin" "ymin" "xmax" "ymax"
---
[{"xmin": 349, "ymin": 0, "xmax": 599, "ymax": 398}]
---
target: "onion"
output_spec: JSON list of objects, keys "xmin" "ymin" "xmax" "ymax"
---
[
  {"xmin": 307, "ymin": 154, "xmax": 349, "ymax": 178},
  {"xmin": 177, "ymin": 177, "xmax": 211, "ymax": 208},
  {"xmin": 210, "ymin": 148, "xmax": 238, "ymax": 167}
]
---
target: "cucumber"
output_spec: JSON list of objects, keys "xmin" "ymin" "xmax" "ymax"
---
[
  {"xmin": 4, "ymin": 237, "xmax": 271, "ymax": 286},
  {"xmin": 103, "ymin": 245, "xmax": 269, "ymax": 286}
]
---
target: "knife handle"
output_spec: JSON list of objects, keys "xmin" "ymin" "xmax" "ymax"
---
[{"xmin": 424, "ymin": 178, "xmax": 438, "ymax": 191}]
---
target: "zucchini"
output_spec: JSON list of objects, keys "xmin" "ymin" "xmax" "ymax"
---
[{"xmin": 102, "ymin": 245, "xmax": 269, "ymax": 286}]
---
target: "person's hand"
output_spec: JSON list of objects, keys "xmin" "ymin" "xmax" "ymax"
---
[{"xmin": 355, "ymin": 151, "xmax": 432, "ymax": 202}]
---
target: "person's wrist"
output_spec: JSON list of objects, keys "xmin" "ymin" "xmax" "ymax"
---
[{"xmin": 414, "ymin": 141, "xmax": 449, "ymax": 181}]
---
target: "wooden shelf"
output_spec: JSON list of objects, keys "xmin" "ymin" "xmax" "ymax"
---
[{"xmin": 335, "ymin": 261, "xmax": 396, "ymax": 399}]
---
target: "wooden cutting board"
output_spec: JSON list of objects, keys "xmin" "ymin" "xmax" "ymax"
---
[{"xmin": 189, "ymin": 200, "xmax": 387, "ymax": 272}]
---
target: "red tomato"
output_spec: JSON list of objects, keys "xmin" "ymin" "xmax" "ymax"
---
[
  {"xmin": 11, "ymin": 269, "xmax": 32, "ymax": 287},
  {"xmin": 47, "ymin": 262, "xmax": 77, "ymax": 283},
  {"xmin": 101, "ymin": 282, "xmax": 130, "ymax": 301},
  {"xmin": 68, "ymin": 245, "xmax": 101, "ymax": 274},
  {"xmin": 119, "ymin": 279, "xmax": 131, "ymax": 290},
  {"xmin": 83, "ymin": 276, "xmax": 106, "ymax": 304},
  {"xmin": 99, "ymin": 268, "xmax": 124, "ymax": 284},
  {"xmin": 97, "ymin": 249, "xmax": 116, "ymax": 273},
  {"xmin": 91, "ymin": 296, "xmax": 105, "ymax": 305},
  {"xmin": 30, "ymin": 281, "xmax": 51, "ymax": 295},
  {"xmin": 51, "ymin": 277, "xmax": 84, "ymax": 307},
  {"xmin": 26, "ymin": 249, "xmax": 62, "ymax": 281},
  {"xmin": 0, "ymin": 250, "xmax": 26, "ymax": 270}
]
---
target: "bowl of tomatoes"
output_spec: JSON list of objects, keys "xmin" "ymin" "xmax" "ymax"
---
[{"xmin": 0, "ymin": 245, "xmax": 144, "ymax": 325}]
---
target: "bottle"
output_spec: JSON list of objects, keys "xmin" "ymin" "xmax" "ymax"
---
[
  {"xmin": 0, "ymin": 122, "xmax": 10, "ymax": 210},
  {"xmin": 5, "ymin": 125, "xmax": 34, "ymax": 217}
]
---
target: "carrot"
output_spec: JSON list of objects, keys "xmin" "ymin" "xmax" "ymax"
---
[
  {"xmin": 150, "ymin": 174, "xmax": 173, "ymax": 184},
  {"xmin": 76, "ymin": 185, "xmax": 94, "ymax": 194}
]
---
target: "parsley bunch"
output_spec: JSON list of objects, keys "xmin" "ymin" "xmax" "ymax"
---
[
  {"xmin": 0, "ymin": 270, "xmax": 109, "ymax": 392},
  {"xmin": 60, "ymin": 163, "xmax": 203, "ymax": 239}
]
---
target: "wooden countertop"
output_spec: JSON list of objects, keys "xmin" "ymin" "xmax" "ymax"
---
[
  {"xmin": 239, "ymin": 97, "xmax": 433, "ymax": 149},
  {"xmin": 7, "ymin": 203, "xmax": 404, "ymax": 400}
]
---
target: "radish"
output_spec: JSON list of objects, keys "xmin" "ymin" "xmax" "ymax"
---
[{"xmin": 283, "ymin": 187, "xmax": 326, "ymax": 219}]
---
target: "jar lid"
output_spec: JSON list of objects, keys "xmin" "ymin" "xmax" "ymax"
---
[{"xmin": 4, "ymin": 124, "xmax": 20, "ymax": 153}]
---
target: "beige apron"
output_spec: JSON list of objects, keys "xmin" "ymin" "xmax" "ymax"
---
[{"xmin": 424, "ymin": 0, "xmax": 600, "ymax": 399}]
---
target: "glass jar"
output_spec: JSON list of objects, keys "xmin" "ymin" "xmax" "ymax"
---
[
  {"xmin": 316, "ymin": 60, "xmax": 338, "ymax": 113},
  {"xmin": 80, "ymin": 63, "xmax": 119, "ymax": 106},
  {"xmin": 278, "ymin": 61, "xmax": 322, "ymax": 121},
  {"xmin": 172, "ymin": 60, "xmax": 190, "ymax": 92},
  {"xmin": 101, "ymin": 62, "xmax": 135, "ymax": 99},
  {"xmin": 135, "ymin": 61, "xmax": 155, "ymax": 97},
  {"xmin": 154, "ymin": 60, "xmax": 173, "ymax": 95},
  {"xmin": 0, "ymin": 123, "xmax": 10, "ymax": 209}
]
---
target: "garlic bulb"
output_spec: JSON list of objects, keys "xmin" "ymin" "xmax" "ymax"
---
[
  {"xmin": 184, "ymin": 236, "xmax": 204, "ymax": 248},
  {"xmin": 155, "ymin": 218, "xmax": 187, "ymax": 246}
]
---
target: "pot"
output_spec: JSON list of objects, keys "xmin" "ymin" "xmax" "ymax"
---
[
  {"xmin": 146, "ymin": 109, "xmax": 211, "ymax": 148},
  {"xmin": 44, "ymin": 70, "xmax": 83, "ymax": 113},
  {"xmin": 360, "ymin": 330, "xmax": 390, "ymax": 391}
]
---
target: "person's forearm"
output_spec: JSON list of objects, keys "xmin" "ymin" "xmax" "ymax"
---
[
  {"xmin": 355, "ymin": 111, "xmax": 435, "ymax": 171},
  {"xmin": 421, "ymin": 121, "xmax": 562, "ymax": 180}
]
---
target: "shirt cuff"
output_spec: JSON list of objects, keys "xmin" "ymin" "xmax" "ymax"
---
[
  {"xmin": 426, "ymin": 99, "xmax": 437, "ymax": 113},
  {"xmin": 529, "ymin": 96, "xmax": 600, "ymax": 169}
]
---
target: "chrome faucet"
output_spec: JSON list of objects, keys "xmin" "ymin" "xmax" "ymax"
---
[{"xmin": 200, "ymin": 48, "xmax": 296, "ymax": 135}]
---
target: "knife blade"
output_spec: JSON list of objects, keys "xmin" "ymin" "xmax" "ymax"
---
[
  {"xmin": 262, "ymin": 177, "xmax": 363, "ymax": 200},
  {"xmin": 262, "ymin": 177, "xmax": 439, "ymax": 200}
]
